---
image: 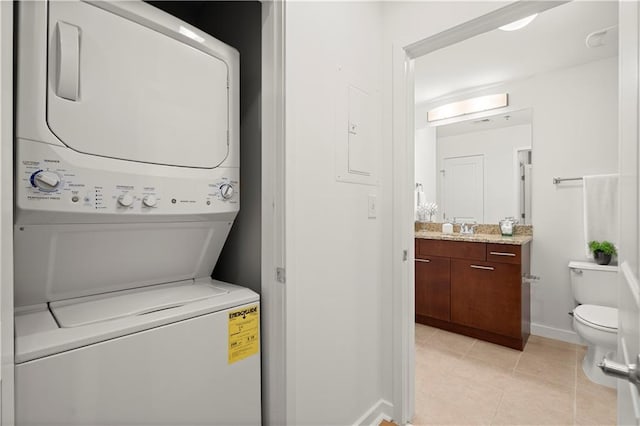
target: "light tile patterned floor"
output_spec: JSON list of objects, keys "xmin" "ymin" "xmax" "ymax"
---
[{"xmin": 414, "ymin": 324, "xmax": 616, "ymax": 425}]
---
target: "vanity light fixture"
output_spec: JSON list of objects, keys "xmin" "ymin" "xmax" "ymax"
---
[
  {"xmin": 499, "ymin": 14, "xmax": 538, "ymax": 32},
  {"xmin": 427, "ymin": 93, "xmax": 508, "ymax": 122}
]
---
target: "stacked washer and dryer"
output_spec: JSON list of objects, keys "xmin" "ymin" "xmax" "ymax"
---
[{"xmin": 13, "ymin": 1, "xmax": 260, "ymax": 424}]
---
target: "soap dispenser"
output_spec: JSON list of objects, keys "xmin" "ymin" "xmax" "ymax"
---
[{"xmin": 442, "ymin": 222, "xmax": 453, "ymax": 234}]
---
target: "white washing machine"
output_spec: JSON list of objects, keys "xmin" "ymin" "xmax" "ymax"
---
[{"xmin": 13, "ymin": 1, "xmax": 260, "ymax": 424}]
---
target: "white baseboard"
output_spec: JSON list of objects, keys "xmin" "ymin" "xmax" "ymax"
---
[
  {"xmin": 352, "ymin": 399, "xmax": 394, "ymax": 426},
  {"xmin": 531, "ymin": 322, "xmax": 583, "ymax": 345}
]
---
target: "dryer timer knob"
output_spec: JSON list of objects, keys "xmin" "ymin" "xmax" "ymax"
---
[
  {"xmin": 220, "ymin": 183, "xmax": 234, "ymax": 199},
  {"xmin": 142, "ymin": 195, "xmax": 157, "ymax": 207},
  {"xmin": 118, "ymin": 193, "xmax": 134, "ymax": 207},
  {"xmin": 32, "ymin": 171, "xmax": 61, "ymax": 191}
]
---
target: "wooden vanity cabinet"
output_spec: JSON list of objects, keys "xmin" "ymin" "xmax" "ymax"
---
[
  {"xmin": 415, "ymin": 238, "xmax": 530, "ymax": 350},
  {"xmin": 450, "ymin": 259, "xmax": 522, "ymax": 338},
  {"xmin": 415, "ymin": 256, "xmax": 450, "ymax": 321}
]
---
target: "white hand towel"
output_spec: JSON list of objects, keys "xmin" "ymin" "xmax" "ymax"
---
[{"xmin": 583, "ymin": 174, "xmax": 618, "ymax": 257}]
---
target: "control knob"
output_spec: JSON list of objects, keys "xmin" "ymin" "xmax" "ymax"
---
[
  {"xmin": 32, "ymin": 171, "xmax": 61, "ymax": 192},
  {"xmin": 142, "ymin": 195, "xmax": 157, "ymax": 207},
  {"xmin": 117, "ymin": 193, "xmax": 134, "ymax": 207},
  {"xmin": 220, "ymin": 183, "xmax": 234, "ymax": 200}
]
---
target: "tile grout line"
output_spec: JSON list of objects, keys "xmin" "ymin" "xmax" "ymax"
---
[
  {"xmin": 489, "ymin": 390, "xmax": 506, "ymax": 426},
  {"xmin": 462, "ymin": 338, "xmax": 478, "ymax": 359},
  {"xmin": 512, "ymin": 345, "xmax": 525, "ymax": 373},
  {"xmin": 573, "ymin": 346, "xmax": 578, "ymax": 425}
]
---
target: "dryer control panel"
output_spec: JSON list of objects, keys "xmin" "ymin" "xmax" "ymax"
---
[{"xmin": 16, "ymin": 139, "xmax": 239, "ymax": 224}]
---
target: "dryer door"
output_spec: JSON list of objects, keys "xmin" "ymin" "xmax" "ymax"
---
[{"xmin": 46, "ymin": 1, "xmax": 231, "ymax": 168}]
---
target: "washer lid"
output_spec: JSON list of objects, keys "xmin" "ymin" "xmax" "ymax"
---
[
  {"xmin": 573, "ymin": 304, "xmax": 618, "ymax": 330},
  {"xmin": 50, "ymin": 282, "xmax": 229, "ymax": 328}
]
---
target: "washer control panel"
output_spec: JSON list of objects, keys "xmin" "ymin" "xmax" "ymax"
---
[{"xmin": 16, "ymin": 140, "xmax": 239, "ymax": 220}]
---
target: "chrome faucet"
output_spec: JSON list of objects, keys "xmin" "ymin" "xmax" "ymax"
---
[{"xmin": 460, "ymin": 222, "xmax": 477, "ymax": 235}]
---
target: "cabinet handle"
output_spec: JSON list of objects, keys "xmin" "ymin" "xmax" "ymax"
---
[
  {"xmin": 470, "ymin": 265, "xmax": 494, "ymax": 271},
  {"xmin": 415, "ymin": 258, "xmax": 431, "ymax": 263},
  {"xmin": 489, "ymin": 251, "xmax": 516, "ymax": 257}
]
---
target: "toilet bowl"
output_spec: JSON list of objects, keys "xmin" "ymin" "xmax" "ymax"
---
[
  {"xmin": 572, "ymin": 304, "xmax": 617, "ymax": 388},
  {"xmin": 569, "ymin": 261, "xmax": 618, "ymax": 388}
]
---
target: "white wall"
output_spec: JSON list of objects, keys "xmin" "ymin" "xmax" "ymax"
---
[
  {"xmin": 528, "ymin": 57, "xmax": 618, "ymax": 341},
  {"xmin": 284, "ymin": 2, "xmax": 387, "ymax": 424},
  {"xmin": 416, "ymin": 57, "xmax": 618, "ymax": 341},
  {"xmin": 436, "ymin": 124, "xmax": 531, "ymax": 223}
]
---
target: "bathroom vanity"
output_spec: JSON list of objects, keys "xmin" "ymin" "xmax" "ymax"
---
[{"xmin": 415, "ymin": 232, "xmax": 532, "ymax": 350}]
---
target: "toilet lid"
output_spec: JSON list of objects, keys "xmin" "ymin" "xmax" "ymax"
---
[{"xmin": 574, "ymin": 304, "xmax": 618, "ymax": 331}]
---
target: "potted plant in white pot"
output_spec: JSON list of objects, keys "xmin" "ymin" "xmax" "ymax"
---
[{"xmin": 588, "ymin": 240, "xmax": 617, "ymax": 266}]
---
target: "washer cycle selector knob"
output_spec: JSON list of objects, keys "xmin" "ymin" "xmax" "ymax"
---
[
  {"xmin": 117, "ymin": 193, "xmax": 134, "ymax": 207},
  {"xmin": 142, "ymin": 195, "xmax": 157, "ymax": 207},
  {"xmin": 32, "ymin": 171, "xmax": 61, "ymax": 191},
  {"xmin": 220, "ymin": 183, "xmax": 234, "ymax": 200}
]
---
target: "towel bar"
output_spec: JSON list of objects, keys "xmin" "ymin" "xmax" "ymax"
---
[{"xmin": 553, "ymin": 177, "xmax": 583, "ymax": 184}]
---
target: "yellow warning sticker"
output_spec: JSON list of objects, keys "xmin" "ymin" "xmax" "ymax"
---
[{"xmin": 228, "ymin": 304, "xmax": 260, "ymax": 364}]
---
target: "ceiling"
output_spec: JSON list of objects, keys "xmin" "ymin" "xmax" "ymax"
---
[{"xmin": 414, "ymin": 1, "xmax": 619, "ymax": 107}]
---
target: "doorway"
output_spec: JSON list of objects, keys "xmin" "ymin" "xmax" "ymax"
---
[{"xmin": 396, "ymin": 1, "xmax": 622, "ymax": 423}]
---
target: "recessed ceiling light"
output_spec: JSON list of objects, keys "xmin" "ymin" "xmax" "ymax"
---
[{"xmin": 499, "ymin": 14, "xmax": 538, "ymax": 32}]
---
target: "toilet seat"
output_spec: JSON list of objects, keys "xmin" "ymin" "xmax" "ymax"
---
[{"xmin": 573, "ymin": 304, "xmax": 618, "ymax": 332}]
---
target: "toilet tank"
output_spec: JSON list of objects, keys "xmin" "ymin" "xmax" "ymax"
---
[{"xmin": 569, "ymin": 261, "xmax": 618, "ymax": 307}]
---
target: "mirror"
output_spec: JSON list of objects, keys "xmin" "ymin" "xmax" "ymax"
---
[
  {"xmin": 413, "ymin": 0, "xmax": 617, "ymax": 225},
  {"xmin": 416, "ymin": 109, "xmax": 532, "ymax": 224}
]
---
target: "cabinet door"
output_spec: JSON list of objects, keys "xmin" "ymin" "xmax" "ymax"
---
[
  {"xmin": 415, "ymin": 257, "xmax": 450, "ymax": 321},
  {"xmin": 450, "ymin": 259, "xmax": 521, "ymax": 337}
]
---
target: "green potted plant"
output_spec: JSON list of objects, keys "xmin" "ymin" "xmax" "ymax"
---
[{"xmin": 588, "ymin": 240, "xmax": 617, "ymax": 265}]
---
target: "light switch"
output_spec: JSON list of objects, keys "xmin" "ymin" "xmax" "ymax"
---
[{"xmin": 368, "ymin": 194, "xmax": 377, "ymax": 218}]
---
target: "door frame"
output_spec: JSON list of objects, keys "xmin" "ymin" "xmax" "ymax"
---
[
  {"xmin": 513, "ymin": 146, "xmax": 532, "ymax": 224},
  {"xmin": 0, "ymin": 1, "xmax": 14, "ymax": 423},
  {"xmin": 616, "ymin": 0, "xmax": 640, "ymax": 422},
  {"xmin": 390, "ymin": 2, "xmax": 567, "ymax": 423},
  {"xmin": 261, "ymin": 1, "xmax": 287, "ymax": 425}
]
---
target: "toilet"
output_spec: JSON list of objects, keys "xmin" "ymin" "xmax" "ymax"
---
[{"xmin": 569, "ymin": 260, "xmax": 619, "ymax": 388}]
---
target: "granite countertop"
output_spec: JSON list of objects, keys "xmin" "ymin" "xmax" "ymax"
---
[{"xmin": 415, "ymin": 230, "xmax": 532, "ymax": 245}]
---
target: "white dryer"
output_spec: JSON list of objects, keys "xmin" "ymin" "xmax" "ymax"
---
[{"xmin": 13, "ymin": 1, "xmax": 260, "ymax": 424}]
